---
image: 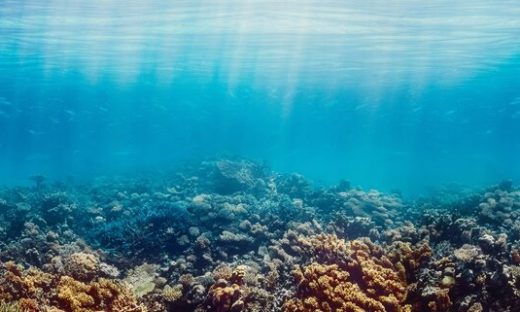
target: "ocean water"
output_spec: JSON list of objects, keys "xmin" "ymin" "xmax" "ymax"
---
[
  {"xmin": 4, "ymin": 3, "xmax": 520, "ymax": 311},
  {"xmin": 1, "ymin": 0, "xmax": 520, "ymax": 196}
]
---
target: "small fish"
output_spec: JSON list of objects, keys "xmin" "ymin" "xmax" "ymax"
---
[
  {"xmin": 25, "ymin": 153, "xmax": 50, "ymax": 160},
  {"xmin": 444, "ymin": 109, "xmax": 456, "ymax": 115},
  {"xmin": 154, "ymin": 104, "xmax": 168, "ymax": 111},
  {"xmin": 64, "ymin": 109, "xmax": 76, "ymax": 117},
  {"xmin": 509, "ymin": 97, "xmax": 520, "ymax": 106},
  {"xmin": 0, "ymin": 97, "xmax": 12, "ymax": 106},
  {"xmin": 27, "ymin": 129, "xmax": 44, "ymax": 136},
  {"xmin": 354, "ymin": 103, "xmax": 369, "ymax": 111},
  {"xmin": 112, "ymin": 150, "xmax": 136, "ymax": 157},
  {"xmin": 0, "ymin": 110, "xmax": 10, "ymax": 118}
]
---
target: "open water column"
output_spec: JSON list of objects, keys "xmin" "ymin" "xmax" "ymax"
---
[{"xmin": 0, "ymin": 1, "xmax": 520, "ymax": 312}]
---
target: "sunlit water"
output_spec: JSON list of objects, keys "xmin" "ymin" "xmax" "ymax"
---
[{"xmin": 1, "ymin": 0, "xmax": 520, "ymax": 195}]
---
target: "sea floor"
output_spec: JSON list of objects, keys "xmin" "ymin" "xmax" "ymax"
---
[{"xmin": 0, "ymin": 159, "xmax": 518, "ymax": 312}]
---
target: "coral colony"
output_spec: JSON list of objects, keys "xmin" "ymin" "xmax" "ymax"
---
[{"xmin": 0, "ymin": 159, "xmax": 519, "ymax": 311}]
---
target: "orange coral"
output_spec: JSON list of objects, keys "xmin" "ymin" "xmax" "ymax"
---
[
  {"xmin": 56, "ymin": 276, "xmax": 145, "ymax": 312},
  {"xmin": 0, "ymin": 261, "xmax": 53, "ymax": 302},
  {"xmin": 348, "ymin": 240, "xmax": 408, "ymax": 304},
  {"xmin": 206, "ymin": 265, "xmax": 261, "ymax": 312},
  {"xmin": 208, "ymin": 280, "xmax": 242, "ymax": 312},
  {"xmin": 284, "ymin": 235, "xmax": 430, "ymax": 312},
  {"xmin": 93, "ymin": 278, "xmax": 144, "ymax": 312},
  {"xmin": 0, "ymin": 262, "xmax": 145, "ymax": 312},
  {"xmin": 209, "ymin": 266, "xmax": 247, "ymax": 312},
  {"xmin": 284, "ymin": 262, "xmax": 411, "ymax": 312},
  {"xmin": 296, "ymin": 233, "xmax": 351, "ymax": 266},
  {"xmin": 57, "ymin": 276, "xmax": 95, "ymax": 311},
  {"xmin": 387, "ymin": 241, "xmax": 432, "ymax": 281}
]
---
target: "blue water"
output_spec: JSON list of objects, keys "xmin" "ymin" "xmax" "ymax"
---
[{"xmin": 1, "ymin": 0, "xmax": 520, "ymax": 195}]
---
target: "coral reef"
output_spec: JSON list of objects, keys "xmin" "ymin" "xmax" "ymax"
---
[
  {"xmin": 283, "ymin": 234, "xmax": 429, "ymax": 312},
  {"xmin": 0, "ymin": 160, "xmax": 519, "ymax": 311},
  {"xmin": 0, "ymin": 261, "xmax": 145, "ymax": 312},
  {"xmin": 284, "ymin": 262, "xmax": 409, "ymax": 312}
]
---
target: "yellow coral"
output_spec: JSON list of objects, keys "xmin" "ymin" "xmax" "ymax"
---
[
  {"xmin": 162, "ymin": 284, "xmax": 183, "ymax": 302},
  {"xmin": 0, "ymin": 301, "xmax": 22, "ymax": 312},
  {"xmin": 57, "ymin": 276, "xmax": 95, "ymax": 311},
  {"xmin": 230, "ymin": 266, "xmax": 247, "ymax": 285}
]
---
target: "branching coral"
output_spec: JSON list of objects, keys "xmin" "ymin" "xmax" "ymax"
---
[
  {"xmin": 296, "ymin": 233, "xmax": 352, "ymax": 266},
  {"xmin": 162, "ymin": 284, "xmax": 183, "ymax": 302},
  {"xmin": 0, "ymin": 261, "xmax": 53, "ymax": 302},
  {"xmin": 284, "ymin": 262, "xmax": 411, "ymax": 312},
  {"xmin": 386, "ymin": 241, "xmax": 432, "ymax": 281},
  {"xmin": 57, "ymin": 276, "xmax": 145, "ymax": 312},
  {"xmin": 204, "ymin": 265, "xmax": 273, "ymax": 312},
  {"xmin": 208, "ymin": 280, "xmax": 242, "ymax": 312},
  {"xmin": 0, "ymin": 301, "xmax": 22, "ymax": 312},
  {"xmin": 3, "ymin": 160, "xmax": 520, "ymax": 312},
  {"xmin": 284, "ymin": 234, "xmax": 430, "ymax": 312},
  {"xmin": 207, "ymin": 265, "xmax": 247, "ymax": 312},
  {"xmin": 0, "ymin": 262, "xmax": 146, "ymax": 312},
  {"xmin": 62, "ymin": 252, "xmax": 99, "ymax": 281},
  {"xmin": 56, "ymin": 276, "xmax": 95, "ymax": 311},
  {"xmin": 214, "ymin": 160, "xmax": 265, "ymax": 194}
]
